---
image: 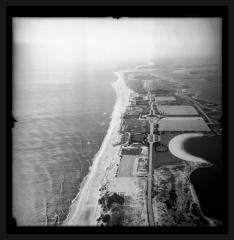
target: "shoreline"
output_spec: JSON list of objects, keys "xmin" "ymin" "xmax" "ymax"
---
[
  {"xmin": 168, "ymin": 133, "xmax": 209, "ymax": 164},
  {"xmin": 63, "ymin": 70, "xmax": 131, "ymax": 225}
]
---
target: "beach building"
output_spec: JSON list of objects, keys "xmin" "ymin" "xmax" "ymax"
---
[
  {"xmin": 158, "ymin": 117, "xmax": 211, "ymax": 132},
  {"xmin": 121, "ymin": 146, "xmax": 142, "ymax": 155}
]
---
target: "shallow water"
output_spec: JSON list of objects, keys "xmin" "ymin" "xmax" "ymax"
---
[{"xmin": 176, "ymin": 77, "xmax": 222, "ymax": 102}]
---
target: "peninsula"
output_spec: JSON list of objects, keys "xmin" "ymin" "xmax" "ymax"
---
[{"xmin": 63, "ymin": 61, "xmax": 222, "ymax": 226}]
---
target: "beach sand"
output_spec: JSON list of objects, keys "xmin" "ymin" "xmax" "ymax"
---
[
  {"xmin": 168, "ymin": 133, "xmax": 208, "ymax": 163},
  {"xmin": 63, "ymin": 71, "xmax": 131, "ymax": 226}
]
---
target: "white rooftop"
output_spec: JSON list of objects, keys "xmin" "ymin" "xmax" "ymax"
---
[
  {"xmin": 157, "ymin": 105, "xmax": 199, "ymax": 116},
  {"xmin": 158, "ymin": 117, "xmax": 210, "ymax": 132}
]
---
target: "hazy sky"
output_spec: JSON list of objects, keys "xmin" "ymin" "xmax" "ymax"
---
[{"xmin": 14, "ymin": 18, "xmax": 221, "ymax": 64}]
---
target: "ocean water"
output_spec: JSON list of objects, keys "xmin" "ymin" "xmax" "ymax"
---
[
  {"xmin": 149, "ymin": 64, "xmax": 222, "ymax": 103},
  {"xmin": 12, "ymin": 45, "xmax": 140, "ymax": 225},
  {"xmin": 176, "ymin": 77, "xmax": 222, "ymax": 102},
  {"xmin": 183, "ymin": 135, "xmax": 224, "ymax": 222}
]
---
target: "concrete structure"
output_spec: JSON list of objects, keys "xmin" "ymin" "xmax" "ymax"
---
[
  {"xmin": 157, "ymin": 105, "xmax": 199, "ymax": 116},
  {"xmin": 158, "ymin": 117, "xmax": 211, "ymax": 132}
]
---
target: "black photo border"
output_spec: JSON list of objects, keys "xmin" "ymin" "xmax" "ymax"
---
[{"xmin": 1, "ymin": 1, "xmax": 233, "ymax": 240}]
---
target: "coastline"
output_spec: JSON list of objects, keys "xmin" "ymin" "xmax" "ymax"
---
[
  {"xmin": 168, "ymin": 133, "xmax": 221, "ymax": 225},
  {"xmin": 63, "ymin": 70, "xmax": 131, "ymax": 225},
  {"xmin": 168, "ymin": 133, "xmax": 209, "ymax": 164}
]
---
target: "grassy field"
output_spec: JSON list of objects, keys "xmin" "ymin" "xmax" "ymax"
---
[
  {"xmin": 152, "ymin": 133, "xmax": 184, "ymax": 168},
  {"xmin": 117, "ymin": 156, "xmax": 136, "ymax": 177}
]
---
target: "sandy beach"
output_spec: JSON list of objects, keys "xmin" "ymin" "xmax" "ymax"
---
[
  {"xmin": 63, "ymin": 71, "xmax": 131, "ymax": 226},
  {"xmin": 168, "ymin": 133, "xmax": 209, "ymax": 163}
]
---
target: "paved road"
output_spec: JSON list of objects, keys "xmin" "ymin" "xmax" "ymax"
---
[
  {"xmin": 146, "ymin": 93, "xmax": 156, "ymax": 226},
  {"xmin": 147, "ymin": 140, "xmax": 155, "ymax": 226}
]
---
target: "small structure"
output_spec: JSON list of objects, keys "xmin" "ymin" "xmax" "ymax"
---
[
  {"xmin": 121, "ymin": 146, "xmax": 142, "ymax": 156},
  {"xmin": 130, "ymin": 133, "xmax": 147, "ymax": 144},
  {"xmin": 136, "ymin": 158, "xmax": 148, "ymax": 177},
  {"xmin": 154, "ymin": 142, "xmax": 168, "ymax": 152}
]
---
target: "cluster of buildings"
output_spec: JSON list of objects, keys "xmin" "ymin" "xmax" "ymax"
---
[
  {"xmin": 117, "ymin": 89, "xmax": 214, "ymax": 177},
  {"xmin": 102, "ymin": 71, "xmax": 222, "ymax": 226}
]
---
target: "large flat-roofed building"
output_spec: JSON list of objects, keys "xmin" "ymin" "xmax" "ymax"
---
[
  {"xmin": 158, "ymin": 117, "xmax": 210, "ymax": 132},
  {"xmin": 157, "ymin": 105, "xmax": 199, "ymax": 116},
  {"xmin": 155, "ymin": 96, "xmax": 176, "ymax": 102}
]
